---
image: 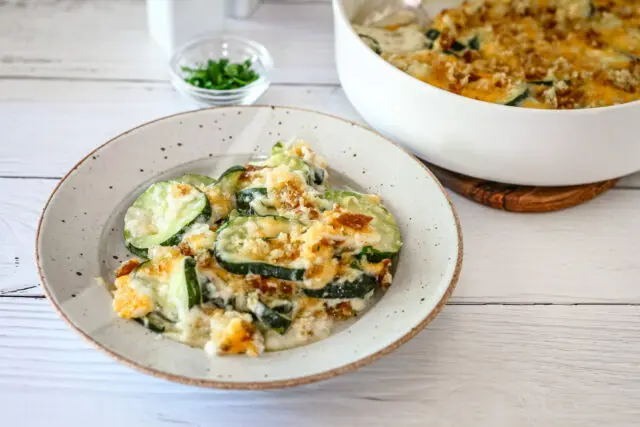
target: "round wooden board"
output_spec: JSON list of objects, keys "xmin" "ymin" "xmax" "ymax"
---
[{"xmin": 425, "ymin": 162, "xmax": 618, "ymax": 213}]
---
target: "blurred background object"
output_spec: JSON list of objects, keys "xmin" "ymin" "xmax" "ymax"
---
[{"xmin": 146, "ymin": 0, "xmax": 262, "ymax": 57}]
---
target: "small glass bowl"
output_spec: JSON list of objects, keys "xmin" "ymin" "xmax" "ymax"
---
[{"xmin": 169, "ymin": 34, "xmax": 274, "ymax": 107}]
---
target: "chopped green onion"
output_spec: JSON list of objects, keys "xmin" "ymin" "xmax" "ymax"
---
[
  {"xmin": 425, "ymin": 29, "xmax": 440, "ymax": 40},
  {"xmin": 181, "ymin": 58, "xmax": 260, "ymax": 90}
]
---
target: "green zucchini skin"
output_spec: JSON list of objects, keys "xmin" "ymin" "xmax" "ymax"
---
[
  {"xmin": 134, "ymin": 317, "xmax": 163, "ymax": 333},
  {"xmin": 271, "ymin": 301, "xmax": 293, "ymax": 314},
  {"xmin": 271, "ymin": 142, "xmax": 284, "ymax": 154},
  {"xmin": 312, "ymin": 167, "xmax": 326, "ymax": 185},
  {"xmin": 132, "ymin": 256, "xmax": 202, "ymax": 322},
  {"xmin": 468, "ymin": 36, "xmax": 480, "ymax": 50},
  {"xmin": 425, "ymin": 28, "xmax": 440, "ymax": 40},
  {"xmin": 358, "ymin": 246, "xmax": 397, "ymax": 263},
  {"xmin": 236, "ymin": 187, "xmax": 269, "ymax": 215},
  {"xmin": 128, "ymin": 203, "xmax": 211, "ymax": 258},
  {"xmin": 262, "ymin": 142, "xmax": 327, "ymax": 187},
  {"xmin": 183, "ymin": 257, "xmax": 202, "ymax": 309},
  {"xmin": 450, "ymin": 40, "xmax": 466, "ymax": 52},
  {"xmin": 126, "ymin": 243, "xmax": 152, "ymax": 259},
  {"xmin": 528, "ymin": 80, "xmax": 553, "ymax": 86},
  {"xmin": 358, "ymin": 34, "xmax": 382, "ymax": 55},
  {"xmin": 505, "ymin": 88, "xmax": 530, "ymax": 106},
  {"xmin": 322, "ymin": 190, "xmax": 402, "ymax": 262},
  {"xmin": 302, "ymin": 274, "xmax": 377, "ymax": 299},
  {"xmin": 218, "ymin": 165, "xmax": 245, "ymax": 181},
  {"xmin": 214, "ymin": 216, "xmax": 306, "ymax": 281},
  {"xmin": 251, "ymin": 300, "xmax": 292, "ymax": 334},
  {"xmin": 215, "ymin": 165, "xmax": 246, "ymax": 195},
  {"xmin": 124, "ymin": 181, "xmax": 211, "ymax": 258},
  {"xmin": 135, "ymin": 311, "xmax": 175, "ymax": 333},
  {"xmin": 176, "ymin": 173, "xmax": 216, "ymax": 190},
  {"xmin": 159, "ymin": 255, "xmax": 202, "ymax": 320},
  {"xmin": 215, "ymin": 256, "xmax": 305, "ymax": 281},
  {"xmin": 204, "ymin": 165, "xmax": 245, "ymax": 223}
]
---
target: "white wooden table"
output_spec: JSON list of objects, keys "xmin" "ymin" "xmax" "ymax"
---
[{"xmin": 2, "ymin": 1, "xmax": 640, "ymax": 425}]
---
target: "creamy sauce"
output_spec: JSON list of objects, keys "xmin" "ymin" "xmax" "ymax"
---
[
  {"xmin": 353, "ymin": 0, "xmax": 640, "ymax": 109},
  {"xmin": 112, "ymin": 141, "xmax": 400, "ymax": 357}
]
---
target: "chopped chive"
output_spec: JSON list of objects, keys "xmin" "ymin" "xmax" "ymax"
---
[
  {"xmin": 425, "ymin": 29, "xmax": 440, "ymax": 40},
  {"xmin": 528, "ymin": 80, "xmax": 554, "ymax": 86},
  {"xmin": 451, "ymin": 40, "xmax": 466, "ymax": 52},
  {"xmin": 181, "ymin": 58, "xmax": 260, "ymax": 90},
  {"xmin": 468, "ymin": 36, "xmax": 480, "ymax": 50}
]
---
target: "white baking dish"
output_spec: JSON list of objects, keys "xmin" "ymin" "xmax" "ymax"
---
[{"xmin": 333, "ymin": 0, "xmax": 640, "ymax": 186}]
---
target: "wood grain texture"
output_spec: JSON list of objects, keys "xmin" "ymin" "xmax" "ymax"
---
[
  {"xmin": 2, "ymin": 0, "xmax": 640, "ymax": 424},
  {"xmin": 428, "ymin": 164, "xmax": 619, "ymax": 212},
  {"xmin": 0, "ymin": 80, "xmax": 356, "ymax": 177},
  {"xmin": 0, "ymin": 0, "xmax": 337, "ymax": 84},
  {"xmin": 1, "ymin": 298, "xmax": 640, "ymax": 426},
  {"xmin": 0, "ymin": 179, "xmax": 54, "ymax": 296},
  {"xmin": 2, "ymin": 78, "xmax": 640, "ymax": 186},
  {"xmin": 4, "ymin": 179, "xmax": 640, "ymax": 304}
]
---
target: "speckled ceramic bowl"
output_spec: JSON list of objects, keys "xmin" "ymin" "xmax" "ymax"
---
[{"xmin": 36, "ymin": 106, "xmax": 462, "ymax": 389}]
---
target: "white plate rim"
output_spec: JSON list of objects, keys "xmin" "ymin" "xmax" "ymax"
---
[{"xmin": 35, "ymin": 105, "xmax": 463, "ymax": 390}]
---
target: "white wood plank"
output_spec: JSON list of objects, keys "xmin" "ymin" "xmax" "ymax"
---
[
  {"xmin": 0, "ymin": 179, "xmax": 53, "ymax": 296},
  {"xmin": 0, "ymin": 80, "xmax": 354, "ymax": 178},
  {"xmin": 3, "ymin": 78, "xmax": 639, "ymax": 187},
  {"xmin": 4, "ymin": 178, "xmax": 640, "ymax": 303},
  {"xmin": 0, "ymin": 0, "xmax": 337, "ymax": 84},
  {"xmin": 1, "ymin": 298, "xmax": 639, "ymax": 426},
  {"xmin": 3, "ymin": 0, "xmax": 639, "ymax": 186}
]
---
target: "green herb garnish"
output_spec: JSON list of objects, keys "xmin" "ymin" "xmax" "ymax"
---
[{"xmin": 181, "ymin": 58, "xmax": 260, "ymax": 90}]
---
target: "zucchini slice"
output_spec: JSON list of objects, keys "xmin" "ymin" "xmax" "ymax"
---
[
  {"xmin": 450, "ymin": 40, "xmax": 466, "ymax": 52},
  {"xmin": 134, "ymin": 256, "xmax": 202, "ymax": 321},
  {"xmin": 204, "ymin": 165, "xmax": 245, "ymax": 222},
  {"xmin": 322, "ymin": 190, "xmax": 402, "ymax": 262},
  {"xmin": 256, "ymin": 142, "xmax": 327, "ymax": 186},
  {"xmin": 358, "ymin": 34, "xmax": 382, "ymax": 55},
  {"xmin": 217, "ymin": 165, "xmax": 245, "ymax": 192},
  {"xmin": 502, "ymin": 84, "xmax": 530, "ymax": 107},
  {"xmin": 303, "ymin": 273, "xmax": 377, "ymax": 299},
  {"xmin": 175, "ymin": 173, "xmax": 216, "ymax": 191},
  {"xmin": 425, "ymin": 28, "xmax": 440, "ymax": 41},
  {"xmin": 528, "ymin": 80, "xmax": 554, "ymax": 86},
  {"xmin": 135, "ymin": 311, "xmax": 175, "ymax": 333},
  {"xmin": 576, "ymin": 0, "xmax": 596, "ymax": 18},
  {"xmin": 468, "ymin": 35, "xmax": 480, "ymax": 51},
  {"xmin": 312, "ymin": 168, "xmax": 326, "ymax": 185},
  {"xmin": 214, "ymin": 216, "xmax": 306, "ymax": 281},
  {"xmin": 124, "ymin": 181, "xmax": 211, "ymax": 258},
  {"xmin": 235, "ymin": 187, "xmax": 276, "ymax": 216},
  {"xmin": 248, "ymin": 296, "xmax": 292, "ymax": 334}
]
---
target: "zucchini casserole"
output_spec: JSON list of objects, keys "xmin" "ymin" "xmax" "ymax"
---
[
  {"xmin": 353, "ymin": 0, "xmax": 640, "ymax": 108},
  {"xmin": 111, "ymin": 141, "xmax": 402, "ymax": 357}
]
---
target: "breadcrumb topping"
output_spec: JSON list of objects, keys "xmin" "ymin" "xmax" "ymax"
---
[{"xmin": 355, "ymin": 0, "xmax": 640, "ymax": 109}]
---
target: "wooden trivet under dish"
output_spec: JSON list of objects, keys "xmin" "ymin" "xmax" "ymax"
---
[{"xmin": 424, "ymin": 162, "xmax": 618, "ymax": 213}]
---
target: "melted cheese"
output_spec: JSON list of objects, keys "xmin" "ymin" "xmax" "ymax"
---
[
  {"xmin": 181, "ymin": 223, "xmax": 216, "ymax": 254},
  {"xmin": 169, "ymin": 307, "xmax": 213, "ymax": 348},
  {"xmin": 112, "ymin": 275, "xmax": 154, "ymax": 319},
  {"xmin": 355, "ymin": 0, "xmax": 640, "ymax": 109},
  {"xmin": 264, "ymin": 312, "xmax": 332, "ymax": 351},
  {"xmin": 285, "ymin": 140, "xmax": 328, "ymax": 169},
  {"xmin": 205, "ymin": 310, "xmax": 264, "ymax": 357},
  {"xmin": 112, "ymin": 140, "xmax": 398, "ymax": 357},
  {"xmin": 205, "ymin": 185, "xmax": 233, "ymax": 221}
]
